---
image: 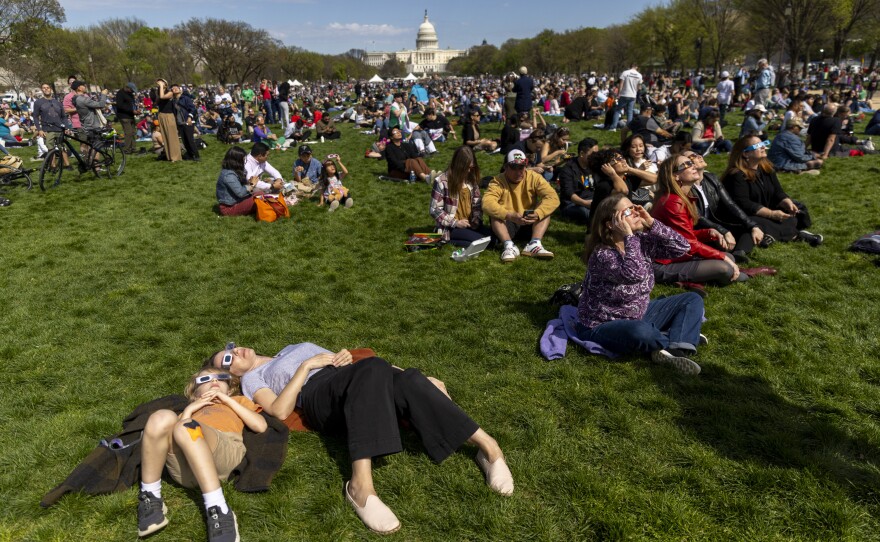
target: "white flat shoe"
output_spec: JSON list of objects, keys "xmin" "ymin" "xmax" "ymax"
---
[
  {"xmin": 344, "ymin": 481, "xmax": 400, "ymax": 534},
  {"xmin": 475, "ymin": 451, "xmax": 514, "ymax": 496}
]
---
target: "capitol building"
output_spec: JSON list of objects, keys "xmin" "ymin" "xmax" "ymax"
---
[{"xmin": 364, "ymin": 12, "xmax": 467, "ymax": 74}]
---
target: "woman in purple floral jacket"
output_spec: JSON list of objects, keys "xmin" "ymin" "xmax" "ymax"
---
[{"xmin": 576, "ymin": 192, "xmax": 706, "ymax": 375}]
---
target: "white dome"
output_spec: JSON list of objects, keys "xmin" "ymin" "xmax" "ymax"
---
[{"xmin": 416, "ymin": 11, "xmax": 438, "ymax": 50}]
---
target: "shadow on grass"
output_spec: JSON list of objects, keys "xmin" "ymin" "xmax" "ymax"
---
[{"xmin": 652, "ymin": 364, "xmax": 880, "ymax": 501}]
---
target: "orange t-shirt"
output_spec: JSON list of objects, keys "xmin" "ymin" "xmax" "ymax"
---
[{"xmin": 192, "ymin": 396, "xmax": 260, "ymax": 434}]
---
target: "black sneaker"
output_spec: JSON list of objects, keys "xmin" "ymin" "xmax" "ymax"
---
[
  {"xmin": 137, "ymin": 490, "xmax": 168, "ymax": 537},
  {"xmin": 796, "ymin": 230, "xmax": 824, "ymax": 247},
  {"xmin": 205, "ymin": 506, "xmax": 239, "ymax": 542},
  {"xmin": 758, "ymin": 234, "xmax": 776, "ymax": 249}
]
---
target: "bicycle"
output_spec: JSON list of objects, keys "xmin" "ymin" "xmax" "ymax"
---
[
  {"xmin": 38, "ymin": 125, "xmax": 126, "ymax": 191},
  {"xmin": 0, "ymin": 154, "xmax": 34, "ymax": 191}
]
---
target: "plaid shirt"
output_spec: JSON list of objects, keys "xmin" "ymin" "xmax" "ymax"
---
[{"xmin": 429, "ymin": 173, "xmax": 482, "ymax": 241}]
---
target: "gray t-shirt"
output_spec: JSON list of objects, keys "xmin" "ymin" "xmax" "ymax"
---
[{"xmin": 241, "ymin": 343, "xmax": 331, "ymax": 403}]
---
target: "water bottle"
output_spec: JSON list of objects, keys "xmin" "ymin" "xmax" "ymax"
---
[{"xmin": 409, "ymin": 170, "xmax": 416, "ymax": 183}]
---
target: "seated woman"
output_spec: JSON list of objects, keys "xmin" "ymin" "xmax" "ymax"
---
[
  {"xmin": 538, "ymin": 127, "xmax": 571, "ymax": 181},
  {"xmin": 137, "ymin": 367, "xmax": 266, "ymax": 541},
  {"xmin": 739, "ymin": 105, "xmax": 768, "ymax": 139},
  {"xmin": 150, "ymin": 121, "xmax": 165, "ymax": 155},
  {"xmin": 252, "ymin": 115, "xmax": 287, "ymax": 150},
  {"xmin": 683, "ymin": 150, "xmax": 763, "ymax": 263},
  {"xmin": 588, "ymin": 148, "xmax": 642, "ymax": 213},
  {"xmin": 691, "ymin": 110, "xmax": 733, "ymax": 154},
  {"xmin": 621, "ymin": 134, "xmax": 658, "ymax": 208},
  {"xmin": 721, "ymin": 136, "xmax": 823, "ymax": 247},
  {"xmin": 652, "ymin": 154, "xmax": 776, "ymax": 291},
  {"xmin": 384, "ymin": 126, "xmax": 434, "ymax": 182},
  {"xmin": 208, "ymin": 343, "xmax": 513, "ymax": 535},
  {"xmin": 461, "ymin": 110, "xmax": 498, "ymax": 152},
  {"xmin": 216, "ymin": 146, "xmax": 258, "ymax": 216},
  {"xmin": 430, "ymin": 146, "xmax": 491, "ymax": 246},
  {"xmin": 575, "ymin": 193, "xmax": 705, "ymax": 375}
]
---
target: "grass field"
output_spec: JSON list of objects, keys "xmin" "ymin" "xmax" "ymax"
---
[{"xmin": 1, "ymin": 108, "xmax": 879, "ymax": 542}]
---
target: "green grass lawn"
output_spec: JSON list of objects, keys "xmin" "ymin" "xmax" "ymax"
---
[{"xmin": 1, "ymin": 110, "xmax": 879, "ymax": 541}]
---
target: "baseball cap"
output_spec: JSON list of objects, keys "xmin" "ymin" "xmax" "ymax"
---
[
  {"xmin": 721, "ymin": 71, "xmax": 730, "ymax": 78},
  {"xmin": 507, "ymin": 150, "xmax": 528, "ymax": 165},
  {"xmin": 298, "ymin": 144, "xmax": 312, "ymax": 155},
  {"xmin": 126, "ymin": 82, "xmax": 138, "ymax": 92},
  {"xmin": 786, "ymin": 116, "xmax": 805, "ymax": 129},
  {"xmin": 752, "ymin": 104, "xmax": 767, "ymax": 113}
]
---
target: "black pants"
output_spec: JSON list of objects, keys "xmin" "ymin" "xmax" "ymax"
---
[
  {"xmin": 300, "ymin": 357, "xmax": 479, "ymax": 463},
  {"xmin": 177, "ymin": 122, "xmax": 199, "ymax": 159}
]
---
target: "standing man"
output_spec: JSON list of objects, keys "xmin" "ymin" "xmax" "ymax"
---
[
  {"xmin": 612, "ymin": 63, "xmax": 642, "ymax": 131},
  {"xmin": 33, "ymin": 82, "xmax": 69, "ymax": 166},
  {"xmin": 513, "ymin": 66, "xmax": 534, "ymax": 116},
  {"xmin": 716, "ymin": 71, "xmax": 735, "ymax": 123},
  {"xmin": 482, "ymin": 150, "xmax": 560, "ymax": 263},
  {"xmin": 72, "ymin": 81, "xmax": 109, "ymax": 131},
  {"xmin": 115, "ymin": 82, "xmax": 138, "ymax": 154},
  {"xmin": 277, "ymin": 80, "xmax": 291, "ymax": 131},
  {"xmin": 754, "ymin": 59, "xmax": 774, "ymax": 108},
  {"xmin": 173, "ymin": 84, "xmax": 200, "ymax": 162}
]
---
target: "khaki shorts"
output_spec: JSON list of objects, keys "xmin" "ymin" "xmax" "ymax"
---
[{"xmin": 165, "ymin": 426, "xmax": 246, "ymax": 488}]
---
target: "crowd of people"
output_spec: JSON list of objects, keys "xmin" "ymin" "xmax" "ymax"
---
[{"xmin": 23, "ymin": 59, "xmax": 880, "ymax": 541}]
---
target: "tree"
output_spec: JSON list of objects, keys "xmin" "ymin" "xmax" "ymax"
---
[
  {"xmin": 175, "ymin": 18, "xmax": 278, "ymax": 85},
  {"xmin": 378, "ymin": 59, "xmax": 405, "ymax": 79},
  {"xmin": 687, "ymin": 0, "xmax": 744, "ymax": 75},
  {"xmin": 828, "ymin": 0, "xmax": 880, "ymax": 63},
  {"xmin": 0, "ymin": 0, "xmax": 64, "ymax": 43}
]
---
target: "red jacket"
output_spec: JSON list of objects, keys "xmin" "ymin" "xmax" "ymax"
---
[{"xmin": 652, "ymin": 193, "xmax": 726, "ymax": 264}]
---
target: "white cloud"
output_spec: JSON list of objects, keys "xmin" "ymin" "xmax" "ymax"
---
[{"xmin": 326, "ymin": 22, "xmax": 408, "ymax": 36}]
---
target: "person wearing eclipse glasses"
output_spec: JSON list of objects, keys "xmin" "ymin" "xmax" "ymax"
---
[
  {"xmin": 136, "ymin": 366, "xmax": 266, "ymax": 542},
  {"xmin": 575, "ymin": 192, "xmax": 708, "ymax": 376},
  {"xmin": 205, "ymin": 341, "xmax": 514, "ymax": 535}
]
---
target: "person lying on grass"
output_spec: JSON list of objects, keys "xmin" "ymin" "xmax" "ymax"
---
[
  {"xmin": 207, "ymin": 343, "xmax": 513, "ymax": 535},
  {"xmin": 137, "ymin": 367, "xmax": 266, "ymax": 541},
  {"xmin": 576, "ymin": 192, "xmax": 706, "ymax": 375}
]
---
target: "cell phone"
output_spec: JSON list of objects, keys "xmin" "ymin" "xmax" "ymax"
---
[{"xmin": 523, "ymin": 210, "xmax": 535, "ymax": 218}]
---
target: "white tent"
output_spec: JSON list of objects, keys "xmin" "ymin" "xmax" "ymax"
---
[
  {"xmin": 368, "ymin": 74, "xmax": 384, "ymax": 83},
  {"xmin": 403, "ymin": 73, "xmax": 418, "ymax": 81},
  {"xmin": 290, "ymin": 79, "xmax": 303, "ymax": 87}
]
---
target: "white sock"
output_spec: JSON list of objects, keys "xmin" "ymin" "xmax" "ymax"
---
[
  {"xmin": 503, "ymin": 240, "xmax": 514, "ymax": 249},
  {"xmin": 203, "ymin": 487, "xmax": 228, "ymax": 514},
  {"xmin": 141, "ymin": 480, "xmax": 162, "ymax": 498}
]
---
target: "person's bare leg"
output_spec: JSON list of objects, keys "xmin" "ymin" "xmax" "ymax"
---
[
  {"xmin": 531, "ymin": 216, "xmax": 551, "ymax": 239},
  {"xmin": 347, "ymin": 458, "xmax": 376, "ymax": 506},
  {"xmin": 490, "ymin": 218, "xmax": 512, "ymax": 242},
  {"xmin": 141, "ymin": 410, "xmax": 177, "ymax": 484},
  {"xmin": 171, "ymin": 419, "xmax": 221, "ymax": 493},
  {"xmin": 467, "ymin": 428, "xmax": 502, "ymax": 462}
]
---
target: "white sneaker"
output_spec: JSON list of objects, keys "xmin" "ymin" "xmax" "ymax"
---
[
  {"xmin": 522, "ymin": 242, "xmax": 554, "ymax": 259},
  {"xmin": 651, "ymin": 349, "xmax": 702, "ymax": 375},
  {"xmin": 500, "ymin": 245, "xmax": 520, "ymax": 263},
  {"xmin": 328, "ymin": 200, "xmax": 340, "ymax": 212},
  {"xmin": 865, "ymin": 138, "xmax": 875, "ymax": 151}
]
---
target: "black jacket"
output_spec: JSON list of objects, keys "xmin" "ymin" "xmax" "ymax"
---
[
  {"xmin": 694, "ymin": 172, "xmax": 758, "ymax": 233},
  {"xmin": 115, "ymin": 89, "xmax": 136, "ymax": 120},
  {"xmin": 384, "ymin": 140, "xmax": 420, "ymax": 175}
]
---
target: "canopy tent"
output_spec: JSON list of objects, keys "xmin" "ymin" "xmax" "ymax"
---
[
  {"xmin": 409, "ymin": 84, "xmax": 428, "ymax": 104},
  {"xmin": 403, "ymin": 73, "xmax": 418, "ymax": 81},
  {"xmin": 368, "ymin": 74, "xmax": 384, "ymax": 83},
  {"xmin": 289, "ymin": 79, "xmax": 303, "ymax": 87}
]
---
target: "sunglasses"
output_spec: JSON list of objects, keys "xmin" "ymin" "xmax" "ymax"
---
[
  {"xmin": 220, "ymin": 342, "xmax": 235, "ymax": 368},
  {"xmin": 608, "ymin": 156, "xmax": 625, "ymax": 165},
  {"xmin": 195, "ymin": 373, "xmax": 232, "ymax": 385},
  {"xmin": 744, "ymin": 140, "xmax": 770, "ymax": 152},
  {"xmin": 674, "ymin": 160, "xmax": 695, "ymax": 173}
]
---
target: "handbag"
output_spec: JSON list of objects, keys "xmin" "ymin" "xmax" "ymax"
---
[{"xmin": 254, "ymin": 193, "xmax": 290, "ymax": 222}]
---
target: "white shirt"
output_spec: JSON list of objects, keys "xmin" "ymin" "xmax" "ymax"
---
[
  {"xmin": 716, "ymin": 80, "xmax": 735, "ymax": 105},
  {"xmin": 245, "ymin": 154, "xmax": 282, "ymax": 191},
  {"xmin": 619, "ymin": 68, "xmax": 642, "ymax": 99},
  {"xmin": 214, "ymin": 92, "xmax": 232, "ymax": 105}
]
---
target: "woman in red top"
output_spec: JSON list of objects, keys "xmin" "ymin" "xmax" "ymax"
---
[
  {"xmin": 259, "ymin": 79, "xmax": 276, "ymax": 124},
  {"xmin": 651, "ymin": 154, "xmax": 775, "ymax": 291}
]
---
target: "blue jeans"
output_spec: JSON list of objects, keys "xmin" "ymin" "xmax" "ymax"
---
[
  {"xmin": 866, "ymin": 124, "xmax": 880, "ymax": 136},
  {"xmin": 611, "ymin": 96, "xmax": 636, "ymax": 128},
  {"xmin": 577, "ymin": 293, "xmax": 704, "ymax": 354},
  {"xmin": 263, "ymin": 100, "xmax": 276, "ymax": 124}
]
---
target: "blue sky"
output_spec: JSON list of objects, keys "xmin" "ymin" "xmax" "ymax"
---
[{"xmin": 60, "ymin": 0, "xmax": 658, "ymax": 55}]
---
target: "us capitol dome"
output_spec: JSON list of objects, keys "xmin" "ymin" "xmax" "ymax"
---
[{"xmin": 364, "ymin": 11, "xmax": 467, "ymax": 74}]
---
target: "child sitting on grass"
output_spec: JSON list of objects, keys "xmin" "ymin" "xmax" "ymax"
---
[
  {"xmin": 317, "ymin": 155, "xmax": 353, "ymax": 212},
  {"xmin": 137, "ymin": 367, "xmax": 267, "ymax": 541}
]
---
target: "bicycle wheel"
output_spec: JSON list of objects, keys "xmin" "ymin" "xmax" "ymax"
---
[
  {"xmin": 109, "ymin": 140, "xmax": 125, "ymax": 177},
  {"xmin": 39, "ymin": 149, "xmax": 64, "ymax": 190}
]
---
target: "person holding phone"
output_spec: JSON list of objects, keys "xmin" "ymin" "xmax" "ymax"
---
[
  {"xmin": 691, "ymin": 111, "xmax": 732, "ymax": 154},
  {"xmin": 482, "ymin": 150, "xmax": 560, "ymax": 263}
]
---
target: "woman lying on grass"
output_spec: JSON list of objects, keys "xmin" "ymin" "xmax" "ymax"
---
[
  {"xmin": 576, "ymin": 192, "xmax": 706, "ymax": 375},
  {"xmin": 137, "ymin": 367, "xmax": 266, "ymax": 542},
  {"xmin": 207, "ymin": 343, "xmax": 513, "ymax": 535}
]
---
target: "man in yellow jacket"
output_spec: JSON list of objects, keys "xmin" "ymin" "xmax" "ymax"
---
[{"xmin": 483, "ymin": 150, "xmax": 560, "ymax": 262}]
